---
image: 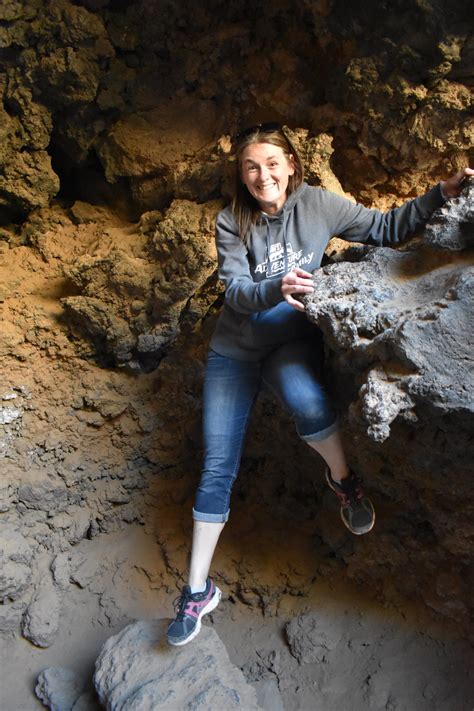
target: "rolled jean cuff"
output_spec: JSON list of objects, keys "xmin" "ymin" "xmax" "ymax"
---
[
  {"xmin": 192, "ymin": 507, "xmax": 230, "ymax": 523},
  {"xmin": 298, "ymin": 419, "xmax": 339, "ymax": 443}
]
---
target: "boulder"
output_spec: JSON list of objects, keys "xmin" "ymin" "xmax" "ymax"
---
[
  {"xmin": 35, "ymin": 667, "xmax": 86, "ymax": 711},
  {"xmin": 22, "ymin": 579, "xmax": 61, "ymax": 648},
  {"xmin": 304, "ymin": 182, "xmax": 473, "ymax": 441},
  {"xmin": 94, "ymin": 619, "xmax": 261, "ymax": 710}
]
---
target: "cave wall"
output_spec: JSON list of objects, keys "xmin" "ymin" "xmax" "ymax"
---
[
  {"xmin": 1, "ymin": 0, "xmax": 473, "ymax": 665},
  {"xmin": 1, "ymin": 0, "xmax": 472, "ymax": 219}
]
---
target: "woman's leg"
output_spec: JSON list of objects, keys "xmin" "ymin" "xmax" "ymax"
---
[
  {"xmin": 262, "ymin": 338, "xmax": 374, "ymax": 534},
  {"xmin": 191, "ymin": 350, "xmax": 261, "ymax": 584},
  {"xmin": 262, "ymin": 337, "xmax": 341, "ymax": 469},
  {"xmin": 188, "ymin": 520, "xmax": 225, "ymax": 590},
  {"xmin": 168, "ymin": 351, "xmax": 261, "ymax": 645},
  {"xmin": 305, "ymin": 430, "xmax": 349, "ymax": 482}
]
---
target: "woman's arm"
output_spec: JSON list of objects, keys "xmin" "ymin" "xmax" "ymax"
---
[
  {"xmin": 216, "ymin": 210, "xmax": 284, "ymax": 314},
  {"xmin": 281, "ymin": 168, "xmax": 473, "ymax": 312},
  {"xmin": 328, "ymin": 168, "xmax": 473, "ymax": 247}
]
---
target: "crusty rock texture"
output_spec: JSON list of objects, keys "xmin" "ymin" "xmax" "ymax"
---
[
  {"xmin": 1, "ymin": 0, "xmax": 472, "ymax": 220},
  {"xmin": 93, "ymin": 620, "xmax": 261, "ymax": 710},
  {"xmin": 304, "ymin": 179, "xmax": 473, "ymax": 624},
  {"xmin": 61, "ymin": 199, "xmax": 220, "ymax": 368},
  {"xmin": 22, "ymin": 577, "xmax": 61, "ymax": 647},
  {"xmin": 35, "ymin": 667, "xmax": 94, "ymax": 711},
  {"xmin": 424, "ymin": 178, "xmax": 474, "ymax": 251},
  {"xmin": 1, "ymin": 0, "xmax": 473, "ymax": 708},
  {"xmin": 305, "ymin": 180, "xmax": 473, "ymax": 442}
]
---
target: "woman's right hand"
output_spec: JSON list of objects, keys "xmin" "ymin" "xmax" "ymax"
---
[{"xmin": 281, "ymin": 267, "xmax": 315, "ymax": 312}]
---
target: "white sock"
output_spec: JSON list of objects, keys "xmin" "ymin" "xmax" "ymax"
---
[{"xmin": 190, "ymin": 581, "xmax": 207, "ymax": 595}]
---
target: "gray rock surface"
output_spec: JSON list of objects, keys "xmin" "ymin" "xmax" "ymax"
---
[
  {"xmin": 22, "ymin": 579, "xmax": 61, "ymax": 647},
  {"xmin": 0, "ymin": 528, "xmax": 34, "ymax": 601},
  {"xmin": 304, "ymin": 186, "xmax": 473, "ymax": 441},
  {"xmin": 286, "ymin": 611, "xmax": 345, "ymax": 664},
  {"xmin": 35, "ymin": 667, "xmax": 87, "ymax": 711},
  {"xmin": 424, "ymin": 178, "xmax": 474, "ymax": 250},
  {"xmin": 94, "ymin": 619, "xmax": 261, "ymax": 710}
]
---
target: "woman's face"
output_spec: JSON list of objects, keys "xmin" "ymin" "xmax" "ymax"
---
[{"xmin": 240, "ymin": 142, "xmax": 295, "ymax": 214}]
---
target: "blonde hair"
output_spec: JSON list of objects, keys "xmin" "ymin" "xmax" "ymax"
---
[{"xmin": 231, "ymin": 127, "xmax": 304, "ymax": 243}]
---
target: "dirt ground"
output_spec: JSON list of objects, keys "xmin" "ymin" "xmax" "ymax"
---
[
  {"xmin": 1, "ymin": 200, "xmax": 472, "ymax": 711},
  {"xmin": 2, "ymin": 522, "xmax": 473, "ymax": 711}
]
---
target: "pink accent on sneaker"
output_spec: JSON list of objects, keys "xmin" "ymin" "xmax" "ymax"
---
[
  {"xmin": 168, "ymin": 577, "xmax": 222, "ymax": 647},
  {"xmin": 183, "ymin": 582, "xmax": 216, "ymax": 619}
]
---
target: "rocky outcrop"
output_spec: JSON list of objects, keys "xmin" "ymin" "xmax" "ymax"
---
[
  {"xmin": 304, "ymin": 179, "xmax": 473, "ymax": 442},
  {"xmin": 61, "ymin": 199, "xmax": 220, "ymax": 369},
  {"xmin": 303, "ymin": 175, "xmax": 473, "ymax": 625},
  {"xmin": 22, "ymin": 578, "xmax": 61, "ymax": 647},
  {"xmin": 0, "ymin": 528, "xmax": 35, "ymax": 601},
  {"xmin": 424, "ymin": 178, "xmax": 474, "ymax": 251},
  {"xmin": 1, "ymin": 0, "xmax": 471, "ymax": 220},
  {"xmin": 93, "ymin": 619, "xmax": 261, "ymax": 710},
  {"xmin": 35, "ymin": 667, "xmax": 96, "ymax": 711}
]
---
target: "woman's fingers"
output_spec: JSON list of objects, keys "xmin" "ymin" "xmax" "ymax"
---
[
  {"xmin": 441, "ymin": 167, "xmax": 474, "ymax": 198},
  {"xmin": 293, "ymin": 267, "xmax": 314, "ymax": 279},
  {"xmin": 285, "ymin": 294, "xmax": 306, "ymax": 312},
  {"xmin": 281, "ymin": 268, "xmax": 314, "ymax": 311},
  {"xmin": 282, "ymin": 281, "xmax": 314, "ymax": 293},
  {"xmin": 281, "ymin": 269, "xmax": 314, "ymax": 290}
]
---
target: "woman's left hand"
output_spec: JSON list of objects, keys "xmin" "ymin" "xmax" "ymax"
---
[
  {"xmin": 281, "ymin": 267, "xmax": 315, "ymax": 312},
  {"xmin": 440, "ymin": 167, "xmax": 474, "ymax": 199}
]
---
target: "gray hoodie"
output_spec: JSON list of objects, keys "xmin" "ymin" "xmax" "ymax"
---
[{"xmin": 210, "ymin": 182, "xmax": 445, "ymax": 361}]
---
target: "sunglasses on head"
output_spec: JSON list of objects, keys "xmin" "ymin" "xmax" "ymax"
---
[{"xmin": 234, "ymin": 122, "xmax": 283, "ymax": 144}]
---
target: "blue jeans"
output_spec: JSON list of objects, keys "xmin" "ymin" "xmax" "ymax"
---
[{"xmin": 193, "ymin": 337, "xmax": 338, "ymax": 522}]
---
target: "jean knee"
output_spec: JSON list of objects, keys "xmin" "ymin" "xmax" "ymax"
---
[
  {"xmin": 294, "ymin": 398, "xmax": 337, "ymax": 439},
  {"xmin": 194, "ymin": 466, "xmax": 235, "ymax": 517}
]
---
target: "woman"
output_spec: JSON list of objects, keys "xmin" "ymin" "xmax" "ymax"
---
[{"xmin": 167, "ymin": 123, "xmax": 472, "ymax": 646}]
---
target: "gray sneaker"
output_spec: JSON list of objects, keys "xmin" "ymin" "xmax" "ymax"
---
[
  {"xmin": 167, "ymin": 577, "xmax": 221, "ymax": 646},
  {"xmin": 325, "ymin": 468, "xmax": 375, "ymax": 535}
]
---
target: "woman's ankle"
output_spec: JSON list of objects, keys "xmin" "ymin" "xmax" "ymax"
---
[{"xmin": 329, "ymin": 466, "xmax": 350, "ymax": 483}]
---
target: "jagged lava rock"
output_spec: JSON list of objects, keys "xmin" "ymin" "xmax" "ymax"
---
[
  {"xmin": 61, "ymin": 199, "xmax": 218, "ymax": 368},
  {"xmin": 304, "ymin": 187, "xmax": 473, "ymax": 441},
  {"xmin": 423, "ymin": 177, "xmax": 474, "ymax": 250},
  {"xmin": 94, "ymin": 619, "xmax": 261, "ymax": 710}
]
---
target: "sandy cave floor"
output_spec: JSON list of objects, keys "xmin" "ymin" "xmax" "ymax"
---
[{"xmin": 1, "ymin": 524, "xmax": 473, "ymax": 711}]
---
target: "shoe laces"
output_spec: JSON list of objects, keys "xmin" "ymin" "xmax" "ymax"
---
[
  {"xmin": 338, "ymin": 473, "xmax": 364, "ymax": 506},
  {"xmin": 172, "ymin": 588, "xmax": 194, "ymax": 620}
]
